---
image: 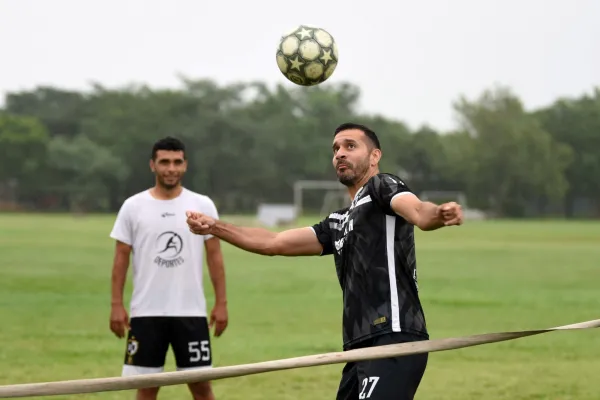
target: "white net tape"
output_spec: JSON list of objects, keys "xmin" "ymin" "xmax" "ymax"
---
[{"xmin": 0, "ymin": 317, "xmax": 599, "ymax": 398}]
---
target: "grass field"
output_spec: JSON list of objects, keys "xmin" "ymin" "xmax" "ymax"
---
[{"xmin": 1, "ymin": 213, "xmax": 600, "ymax": 400}]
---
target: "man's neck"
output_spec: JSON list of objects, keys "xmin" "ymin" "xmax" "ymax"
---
[
  {"xmin": 347, "ymin": 169, "xmax": 379, "ymax": 200},
  {"xmin": 150, "ymin": 185, "xmax": 183, "ymax": 200}
]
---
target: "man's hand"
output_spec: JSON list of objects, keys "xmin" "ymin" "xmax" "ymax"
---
[
  {"xmin": 437, "ymin": 202, "xmax": 463, "ymax": 226},
  {"xmin": 186, "ymin": 211, "xmax": 215, "ymax": 235},
  {"xmin": 110, "ymin": 303, "xmax": 130, "ymax": 338},
  {"xmin": 209, "ymin": 302, "xmax": 228, "ymax": 337}
]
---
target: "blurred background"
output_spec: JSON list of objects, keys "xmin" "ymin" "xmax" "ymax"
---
[
  {"xmin": 1, "ymin": 1, "xmax": 600, "ymax": 399},
  {"xmin": 1, "ymin": 0, "xmax": 599, "ymax": 219}
]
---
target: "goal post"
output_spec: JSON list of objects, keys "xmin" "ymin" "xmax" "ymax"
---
[{"xmin": 293, "ymin": 180, "xmax": 349, "ymax": 217}]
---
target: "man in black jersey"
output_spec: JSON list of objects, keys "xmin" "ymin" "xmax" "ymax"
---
[{"xmin": 185, "ymin": 122, "xmax": 463, "ymax": 400}]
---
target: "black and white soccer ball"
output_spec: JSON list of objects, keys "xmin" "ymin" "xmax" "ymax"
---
[{"xmin": 276, "ymin": 25, "xmax": 339, "ymax": 86}]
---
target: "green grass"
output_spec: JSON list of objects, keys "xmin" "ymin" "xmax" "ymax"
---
[{"xmin": 1, "ymin": 213, "xmax": 600, "ymax": 399}]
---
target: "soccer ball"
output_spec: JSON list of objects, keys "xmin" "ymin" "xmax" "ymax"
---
[{"xmin": 276, "ymin": 25, "xmax": 339, "ymax": 86}]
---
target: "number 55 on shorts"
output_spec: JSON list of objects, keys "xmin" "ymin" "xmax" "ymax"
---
[{"xmin": 188, "ymin": 340, "xmax": 211, "ymax": 363}]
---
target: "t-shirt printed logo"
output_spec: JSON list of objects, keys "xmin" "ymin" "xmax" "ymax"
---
[
  {"xmin": 331, "ymin": 211, "xmax": 352, "ymax": 255},
  {"xmin": 154, "ymin": 231, "xmax": 185, "ymax": 268}
]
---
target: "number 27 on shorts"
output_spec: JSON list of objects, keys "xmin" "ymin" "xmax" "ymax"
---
[{"xmin": 359, "ymin": 376, "xmax": 379, "ymax": 399}]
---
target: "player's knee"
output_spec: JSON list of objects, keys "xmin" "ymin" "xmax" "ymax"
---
[
  {"xmin": 188, "ymin": 381, "xmax": 214, "ymax": 400},
  {"xmin": 136, "ymin": 387, "xmax": 159, "ymax": 400}
]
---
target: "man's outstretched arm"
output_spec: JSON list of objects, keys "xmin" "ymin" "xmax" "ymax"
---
[
  {"xmin": 187, "ymin": 213, "xmax": 323, "ymax": 257},
  {"xmin": 391, "ymin": 194, "xmax": 463, "ymax": 231}
]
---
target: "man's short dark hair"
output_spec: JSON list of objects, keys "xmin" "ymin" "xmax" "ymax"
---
[
  {"xmin": 334, "ymin": 122, "xmax": 381, "ymax": 150},
  {"xmin": 151, "ymin": 136, "xmax": 186, "ymax": 160}
]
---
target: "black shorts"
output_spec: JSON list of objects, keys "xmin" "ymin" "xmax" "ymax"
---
[
  {"xmin": 122, "ymin": 316, "xmax": 212, "ymax": 375},
  {"xmin": 336, "ymin": 332, "xmax": 428, "ymax": 400}
]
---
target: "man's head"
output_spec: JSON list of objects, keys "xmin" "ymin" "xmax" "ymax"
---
[
  {"xmin": 149, "ymin": 136, "xmax": 187, "ymax": 190},
  {"xmin": 332, "ymin": 122, "xmax": 382, "ymax": 187}
]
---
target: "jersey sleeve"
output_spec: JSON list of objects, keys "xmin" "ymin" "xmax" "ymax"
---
[
  {"xmin": 200, "ymin": 196, "xmax": 220, "ymax": 241},
  {"xmin": 311, "ymin": 217, "xmax": 334, "ymax": 256},
  {"xmin": 110, "ymin": 200, "xmax": 133, "ymax": 246},
  {"xmin": 368, "ymin": 173, "xmax": 415, "ymax": 215}
]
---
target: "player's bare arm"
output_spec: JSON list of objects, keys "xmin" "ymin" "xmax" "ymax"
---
[
  {"xmin": 186, "ymin": 211, "xmax": 323, "ymax": 256},
  {"xmin": 204, "ymin": 237, "xmax": 228, "ymax": 337},
  {"xmin": 391, "ymin": 194, "xmax": 463, "ymax": 231},
  {"xmin": 110, "ymin": 240, "xmax": 131, "ymax": 338}
]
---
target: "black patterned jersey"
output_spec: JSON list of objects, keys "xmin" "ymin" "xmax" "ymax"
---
[{"xmin": 311, "ymin": 173, "xmax": 428, "ymax": 349}]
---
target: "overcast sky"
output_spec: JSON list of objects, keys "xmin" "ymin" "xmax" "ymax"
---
[{"xmin": 0, "ymin": 0, "xmax": 598, "ymax": 132}]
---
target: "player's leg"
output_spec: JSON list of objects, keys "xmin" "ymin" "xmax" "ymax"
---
[
  {"xmin": 336, "ymin": 362, "xmax": 359, "ymax": 400},
  {"xmin": 170, "ymin": 317, "xmax": 215, "ymax": 400},
  {"xmin": 355, "ymin": 333, "xmax": 428, "ymax": 400},
  {"xmin": 122, "ymin": 317, "xmax": 170, "ymax": 400}
]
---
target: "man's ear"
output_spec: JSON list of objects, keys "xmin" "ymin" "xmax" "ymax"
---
[
  {"xmin": 149, "ymin": 159, "xmax": 155, "ymax": 172},
  {"xmin": 370, "ymin": 148, "xmax": 382, "ymax": 166}
]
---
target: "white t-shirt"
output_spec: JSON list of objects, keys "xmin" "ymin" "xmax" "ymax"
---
[{"xmin": 110, "ymin": 188, "xmax": 219, "ymax": 318}]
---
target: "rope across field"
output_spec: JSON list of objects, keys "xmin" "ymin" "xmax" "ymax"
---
[{"xmin": 1, "ymin": 318, "xmax": 599, "ymax": 398}]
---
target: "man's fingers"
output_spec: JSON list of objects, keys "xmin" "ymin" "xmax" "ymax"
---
[
  {"xmin": 440, "ymin": 211, "xmax": 454, "ymax": 221},
  {"xmin": 110, "ymin": 317, "xmax": 129, "ymax": 338},
  {"xmin": 441, "ymin": 203, "xmax": 461, "ymax": 214},
  {"xmin": 110, "ymin": 324, "xmax": 123, "ymax": 338},
  {"xmin": 444, "ymin": 217, "xmax": 463, "ymax": 226},
  {"xmin": 215, "ymin": 321, "xmax": 227, "ymax": 337},
  {"xmin": 441, "ymin": 205, "xmax": 463, "ymax": 220},
  {"xmin": 188, "ymin": 219, "xmax": 209, "ymax": 228},
  {"xmin": 186, "ymin": 211, "xmax": 198, "ymax": 219},
  {"xmin": 188, "ymin": 226, "xmax": 208, "ymax": 234},
  {"xmin": 186, "ymin": 211, "xmax": 207, "ymax": 220}
]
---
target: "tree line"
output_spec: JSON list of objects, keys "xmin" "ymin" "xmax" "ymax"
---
[{"xmin": 0, "ymin": 78, "xmax": 598, "ymax": 218}]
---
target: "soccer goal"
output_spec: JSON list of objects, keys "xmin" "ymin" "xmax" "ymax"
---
[{"xmin": 293, "ymin": 180, "xmax": 350, "ymax": 217}]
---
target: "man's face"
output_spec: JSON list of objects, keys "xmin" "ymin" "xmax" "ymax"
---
[
  {"xmin": 332, "ymin": 129, "xmax": 375, "ymax": 186},
  {"xmin": 150, "ymin": 150, "xmax": 187, "ymax": 189}
]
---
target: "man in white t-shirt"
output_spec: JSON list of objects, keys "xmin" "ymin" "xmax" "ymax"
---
[{"xmin": 109, "ymin": 136, "xmax": 228, "ymax": 400}]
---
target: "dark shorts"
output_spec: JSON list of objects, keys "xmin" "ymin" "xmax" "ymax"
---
[
  {"xmin": 122, "ymin": 316, "xmax": 212, "ymax": 376},
  {"xmin": 336, "ymin": 332, "xmax": 428, "ymax": 400}
]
